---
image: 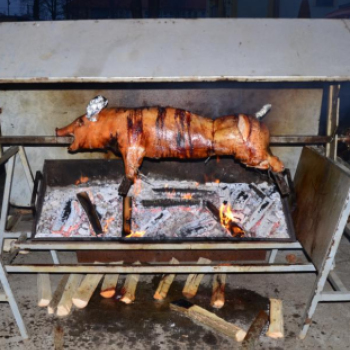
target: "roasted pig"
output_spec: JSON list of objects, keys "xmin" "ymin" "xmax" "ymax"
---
[{"xmin": 56, "ymin": 107, "xmax": 284, "ymax": 181}]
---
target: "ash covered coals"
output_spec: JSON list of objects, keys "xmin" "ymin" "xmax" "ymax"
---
[
  {"xmin": 36, "ymin": 183, "xmax": 123, "ymax": 238},
  {"xmin": 130, "ymin": 179, "xmax": 289, "ymax": 239},
  {"xmin": 36, "ymin": 178, "xmax": 289, "ymax": 240}
]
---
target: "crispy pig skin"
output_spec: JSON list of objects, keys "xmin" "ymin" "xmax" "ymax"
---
[{"xmin": 56, "ymin": 107, "xmax": 284, "ymax": 181}]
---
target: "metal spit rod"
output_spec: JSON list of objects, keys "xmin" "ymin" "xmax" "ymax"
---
[{"xmin": 0, "ymin": 135, "xmax": 349, "ymax": 146}]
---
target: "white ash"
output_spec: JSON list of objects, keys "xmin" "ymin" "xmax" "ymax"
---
[
  {"xmin": 35, "ymin": 177, "xmax": 290, "ymax": 240},
  {"xmin": 36, "ymin": 183, "xmax": 123, "ymax": 238},
  {"xmin": 130, "ymin": 179, "xmax": 290, "ymax": 239}
]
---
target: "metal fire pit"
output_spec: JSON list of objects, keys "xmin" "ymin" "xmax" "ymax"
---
[{"xmin": 32, "ymin": 157, "xmax": 296, "ymax": 242}]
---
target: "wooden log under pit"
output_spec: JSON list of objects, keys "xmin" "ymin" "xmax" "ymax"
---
[
  {"xmin": 266, "ymin": 299, "xmax": 284, "ymax": 339},
  {"xmin": 120, "ymin": 261, "xmax": 141, "ymax": 304},
  {"xmin": 210, "ymin": 273, "xmax": 226, "ymax": 309},
  {"xmin": 154, "ymin": 257, "xmax": 179, "ymax": 301},
  {"xmin": 170, "ymin": 299, "xmax": 246, "ymax": 342},
  {"xmin": 48, "ymin": 275, "xmax": 69, "ymax": 315},
  {"xmin": 182, "ymin": 257, "xmax": 211, "ymax": 299},
  {"xmin": 100, "ymin": 261, "xmax": 123, "ymax": 299}
]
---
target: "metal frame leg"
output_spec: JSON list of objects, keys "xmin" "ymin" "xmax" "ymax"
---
[
  {"xmin": 268, "ymin": 249, "xmax": 278, "ymax": 263},
  {"xmin": 0, "ymin": 148, "xmax": 34, "ymax": 339},
  {"xmin": 18, "ymin": 146, "xmax": 34, "ymax": 190},
  {"xmin": 0, "ymin": 258, "xmax": 28, "ymax": 339},
  {"xmin": 50, "ymin": 250, "xmax": 60, "ymax": 264},
  {"xmin": 299, "ymin": 203, "xmax": 350, "ymax": 339},
  {"xmin": 0, "ymin": 155, "xmax": 16, "ymax": 253}
]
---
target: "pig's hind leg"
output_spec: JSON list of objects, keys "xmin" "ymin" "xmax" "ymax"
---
[{"xmin": 118, "ymin": 147, "xmax": 146, "ymax": 196}]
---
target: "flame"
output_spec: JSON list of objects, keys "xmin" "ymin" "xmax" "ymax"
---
[
  {"xmin": 219, "ymin": 202, "xmax": 245, "ymax": 237},
  {"xmin": 75, "ymin": 175, "xmax": 89, "ymax": 185},
  {"xmin": 215, "ymin": 179, "xmax": 220, "ymax": 184},
  {"xmin": 219, "ymin": 202, "xmax": 236, "ymax": 227},
  {"xmin": 103, "ymin": 216, "xmax": 114, "ymax": 232},
  {"xmin": 126, "ymin": 230, "xmax": 146, "ymax": 238},
  {"xmin": 182, "ymin": 193, "xmax": 192, "ymax": 200}
]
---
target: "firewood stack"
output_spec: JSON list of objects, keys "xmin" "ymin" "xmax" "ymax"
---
[{"xmin": 37, "ymin": 259, "xmax": 284, "ymax": 344}]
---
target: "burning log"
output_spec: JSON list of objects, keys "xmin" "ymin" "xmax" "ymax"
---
[
  {"xmin": 100, "ymin": 261, "xmax": 123, "ymax": 299},
  {"xmin": 141, "ymin": 199, "xmax": 201, "ymax": 208},
  {"xmin": 37, "ymin": 273, "xmax": 52, "ymax": 307},
  {"xmin": 120, "ymin": 261, "xmax": 141, "ymax": 304},
  {"xmin": 56, "ymin": 274, "xmax": 83, "ymax": 317},
  {"xmin": 154, "ymin": 257, "xmax": 179, "ymax": 301},
  {"xmin": 118, "ymin": 176, "xmax": 133, "ymax": 197},
  {"xmin": 210, "ymin": 274, "xmax": 226, "ymax": 309},
  {"xmin": 48, "ymin": 275, "xmax": 69, "ymax": 315},
  {"xmin": 266, "ymin": 299, "xmax": 284, "ymax": 339},
  {"xmin": 76, "ymin": 192, "xmax": 103, "ymax": 235},
  {"xmin": 241, "ymin": 310, "xmax": 269, "ymax": 349},
  {"xmin": 182, "ymin": 257, "xmax": 211, "ymax": 299},
  {"xmin": 205, "ymin": 201, "xmax": 245, "ymax": 237},
  {"xmin": 123, "ymin": 197, "xmax": 132, "ymax": 235},
  {"xmin": 72, "ymin": 273, "xmax": 104, "ymax": 309},
  {"xmin": 170, "ymin": 299, "xmax": 246, "ymax": 342}
]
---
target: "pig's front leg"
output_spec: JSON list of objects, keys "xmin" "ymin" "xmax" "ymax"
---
[{"xmin": 118, "ymin": 147, "xmax": 146, "ymax": 196}]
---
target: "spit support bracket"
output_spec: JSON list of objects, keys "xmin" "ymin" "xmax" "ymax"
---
[{"xmin": 271, "ymin": 169, "xmax": 297, "ymax": 211}]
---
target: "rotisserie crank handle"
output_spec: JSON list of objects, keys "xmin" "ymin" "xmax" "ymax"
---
[{"xmin": 76, "ymin": 192, "xmax": 103, "ymax": 235}]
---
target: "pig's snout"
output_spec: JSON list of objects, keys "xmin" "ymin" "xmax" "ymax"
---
[{"xmin": 56, "ymin": 126, "xmax": 72, "ymax": 137}]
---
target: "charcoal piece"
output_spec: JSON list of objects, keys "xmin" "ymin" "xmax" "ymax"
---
[
  {"xmin": 76, "ymin": 192, "xmax": 103, "ymax": 235},
  {"xmin": 153, "ymin": 187, "xmax": 215, "ymax": 194},
  {"xmin": 232, "ymin": 191, "xmax": 250, "ymax": 211},
  {"xmin": 118, "ymin": 176, "xmax": 133, "ymax": 196},
  {"xmin": 62, "ymin": 200, "xmax": 73, "ymax": 221},
  {"xmin": 141, "ymin": 199, "xmax": 200, "ymax": 208},
  {"xmin": 249, "ymin": 183, "xmax": 266, "ymax": 198}
]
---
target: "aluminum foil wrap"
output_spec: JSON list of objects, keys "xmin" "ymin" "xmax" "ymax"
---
[{"xmin": 86, "ymin": 95, "xmax": 108, "ymax": 121}]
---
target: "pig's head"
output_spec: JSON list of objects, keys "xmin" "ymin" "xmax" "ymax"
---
[{"xmin": 56, "ymin": 110, "xmax": 111, "ymax": 151}]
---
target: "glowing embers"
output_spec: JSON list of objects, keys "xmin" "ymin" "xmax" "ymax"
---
[
  {"xmin": 129, "ymin": 179, "xmax": 290, "ymax": 240},
  {"xmin": 219, "ymin": 202, "xmax": 245, "ymax": 238},
  {"xmin": 125, "ymin": 231, "xmax": 146, "ymax": 238},
  {"xmin": 35, "ymin": 177, "xmax": 290, "ymax": 240},
  {"xmin": 36, "ymin": 183, "xmax": 123, "ymax": 238}
]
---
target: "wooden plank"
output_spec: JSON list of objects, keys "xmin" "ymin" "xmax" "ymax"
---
[
  {"xmin": 37, "ymin": 273, "xmax": 52, "ymax": 307},
  {"xmin": 241, "ymin": 310, "xmax": 269, "ymax": 349},
  {"xmin": 154, "ymin": 257, "xmax": 179, "ymax": 301},
  {"xmin": 100, "ymin": 261, "xmax": 123, "ymax": 299},
  {"xmin": 72, "ymin": 273, "xmax": 104, "ymax": 309},
  {"xmin": 182, "ymin": 257, "xmax": 211, "ymax": 299},
  {"xmin": 53, "ymin": 324, "xmax": 64, "ymax": 350},
  {"xmin": 266, "ymin": 299, "xmax": 284, "ymax": 339},
  {"xmin": 120, "ymin": 261, "xmax": 141, "ymax": 304},
  {"xmin": 48, "ymin": 275, "xmax": 69, "ymax": 315},
  {"xmin": 210, "ymin": 274, "xmax": 226, "ymax": 309},
  {"xmin": 56, "ymin": 274, "xmax": 83, "ymax": 317},
  {"xmin": 170, "ymin": 299, "xmax": 246, "ymax": 342}
]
